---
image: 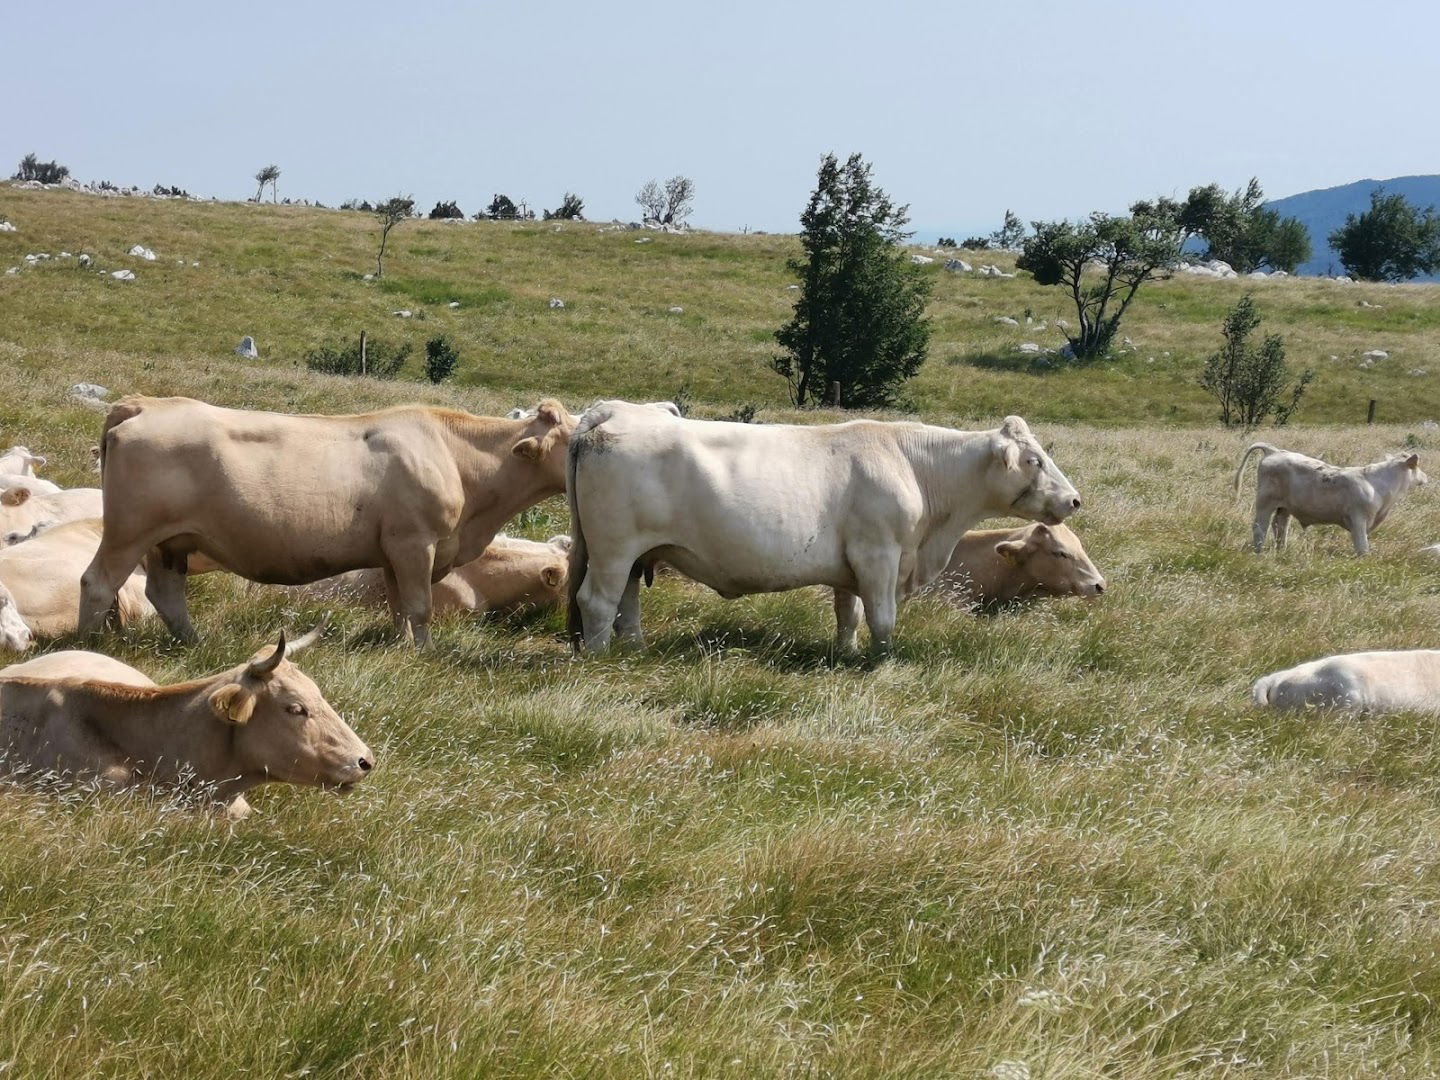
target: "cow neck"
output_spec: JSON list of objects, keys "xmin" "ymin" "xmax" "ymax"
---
[
  {"xmin": 70, "ymin": 669, "xmax": 257, "ymax": 793},
  {"xmin": 900, "ymin": 425, "xmax": 1002, "ymax": 590},
  {"xmin": 438, "ymin": 415, "xmax": 566, "ymax": 564}
]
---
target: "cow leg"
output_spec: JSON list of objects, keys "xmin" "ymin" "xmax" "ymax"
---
[
  {"xmin": 613, "ymin": 569, "xmax": 645, "ymax": 646},
  {"xmin": 1251, "ymin": 502, "xmax": 1276, "ymax": 553},
  {"xmin": 850, "ymin": 546, "xmax": 902, "ymax": 654},
  {"xmin": 143, "ymin": 549, "xmax": 198, "ymax": 643},
  {"xmin": 381, "ymin": 566, "xmax": 405, "ymax": 633},
  {"xmin": 833, "ymin": 589, "xmax": 863, "ymax": 652},
  {"xmin": 1271, "ymin": 508, "xmax": 1291, "ymax": 551},
  {"xmin": 1348, "ymin": 515, "xmax": 1371, "ymax": 555},
  {"xmin": 576, "ymin": 559, "xmax": 632, "ymax": 652},
  {"xmin": 383, "ymin": 541, "xmax": 437, "ymax": 647},
  {"xmin": 78, "ymin": 542, "xmax": 147, "ymax": 635}
]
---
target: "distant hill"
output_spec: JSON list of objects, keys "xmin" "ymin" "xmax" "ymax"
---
[{"xmin": 1266, "ymin": 174, "xmax": 1440, "ymax": 278}]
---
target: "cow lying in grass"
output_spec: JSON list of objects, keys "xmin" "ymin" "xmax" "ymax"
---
[
  {"xmin": 1253, "ymin": 650, "xmax": 1440, "ymax": 713},
  {"xmin": 1235, "ymin": 442, "xmax": 1427, "ymax": 554},
  {"xmin": 933, "ymin": 523, "xmax": 1105, "ymax": 609},
  {"xmin": 0, "ymin": 626, "xmax": 373, "ymax": 818}
]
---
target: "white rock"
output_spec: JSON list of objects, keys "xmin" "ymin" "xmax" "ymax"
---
[
  {"xmin": 447, "ymin": 301, "xmax": 460, "ymax": 308},
  {"xmin": 1270, "ymin": 270, "xmax": 1288, "ymax": 278},
  {"xmin": 548, "ymin": 298, "xmax": 565, "ymax": 309},
  {"xmin": 1055, "ymin": 319, "xmax": 1069, "ymax": 329},
  {"xmin": 70, "ymin": 382, "xmax": 109, "ymax": 400},
  {"xmin": 362, "ymin": 273, "xmax": 374, "ymax": 281},
  {"xmin": 78, "ymin": 254, "xmax": 92, "ymax": 267},
  {"xmin": 635, "ymin": 237, "xmax": 653, "ymax": 244},
  {"xmin": 4, "ymin": 267, "xmax": 16, "ymax": 275},
  {"xmin": 110, "ymin": 269, "xmax": 135, "ymax": 281},
  {"xmin": 910, "ymin": 254, "xmax": 934, "ymax": 265},
  {"xmin": 1412, "ymin": 369, "xmax": 1429, "ymax": 377},
  {"xmin": 994, "ymin": 316, "xmax": 1019, "ymax": 326},
  {"xmin": 979, "ymin": 264, "xmax": 1015, "ymax": 278},
  {"xmin": 127, "ymin": 245, "xmax": 156, "ymax": 261},
  {"xmin": 786, "ymin": 284, "xmax": 800, "ymax": 290},
  {"xmin": 0, "ymin": 221, "xmax": 15, "ymax": 233},
  {"xmin": 191, "ymin": 261, "xmax": 200, "ymax": 268},
  {"xmin": 1018, "ymin": 343, "xmax": 1040, "ymax": 354},
  {"xmin": 392, "ymin": 309, "xmax": 413, "ymax": 318},
  {"xmin": 1247, "ymin": 271, "xmax": 1269, "ymax": 279},
  {"xmin": 1360, "ymin": 358, "xmax": 1375, "ymax": 368},
  {"xmin": 943, "ymin": 258, "xmax": 971, "ymax": 272},
  {"xmin": 1364, "ymin": 350, "xmax": 1389, "ymax": 361},
  {"xmin": 1359, "ymin": 300, "xmax": 1382, "ymax": 309},
  {"xmin": 1333, "ymin": 276, "xmax": 1354, "ymax": 284},
  {"xmin": 234, "ymin": 336, "xmax": 259, "ymax": 358},
  {"xmin": 1424, "ymin": 420, "xmax": 1440, "ymax": 430}
]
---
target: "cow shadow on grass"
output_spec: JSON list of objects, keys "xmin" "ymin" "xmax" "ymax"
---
[
  {"xmin": 645, "ymin": 622, "xmax": 878, "ymax": 674},
  {"xmin": 951, "ymin": 351, "xmax": 1060, "ymax": 375}
]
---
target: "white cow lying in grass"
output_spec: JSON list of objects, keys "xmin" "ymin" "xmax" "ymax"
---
[
  {"xmin": 1234, "ymin": 442, "xmax": 1427, "ymax": 554},
  {"xmin": 934, "ymin": 523, "xmax": 1105, "ymax": 609},
  {"xmin": 0, "ymin": 486, "xmax": 103, "ymax": 546},
  {"xmin": 1253, "ymin": 650, "xmax": 1440, "ymax": 713},
  {"xmin": 0, "ymin": 447, "xmax": 46, "ymax": 476}
]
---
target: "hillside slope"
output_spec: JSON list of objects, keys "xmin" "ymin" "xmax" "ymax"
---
[
  {"xmin": 1268, "ymin": 174, "xmax": 1440, "ymax": 278},
  {"xmin": 3, "ymin": 185, "xmax": 1440, "ymax": 427}
]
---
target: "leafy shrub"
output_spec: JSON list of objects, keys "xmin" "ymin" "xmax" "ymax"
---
[
  {"xmin": 543, "ymin": 193, "xmax": 585, "ymax": 220},
  {"xmin": 304, "ymin": 337, "xmax": 411, "ymax": 379},
  {"xmin": 424, "ymin": 335, "xmax": 459, "ymax": 383},
  {"xmin": 341, "ymin": 199, "xmax": 374, "ymax": 212},
  {"xmin": 722, "ymin": 402, "xmax": 759, "ymax": 423},
  {"xmin": 936, "ymin": 237, "xmax": 956, "ymax": 248},
  {"xmin": 1201, "ymin": 294, "xmax": 1312, "ymax": 427},
  {"xmin": 484, "ymin": 194, "xmax": 519, "ymax": 220},
  {"xmin": 153, "ymin": 184, "xmax": 191, "ymax": 198},
  {"xmin": 13, "ymin": 154, "xmax": 69, "ymax": 184},
  {"xmin": 429, "ymin": 200, "xmax": 464, "ymax": 220}
]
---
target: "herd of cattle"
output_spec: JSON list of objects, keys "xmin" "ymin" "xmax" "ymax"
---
[{"xmin": 0, "ymin": 395, "xmax": 1432, "ymax": 818}]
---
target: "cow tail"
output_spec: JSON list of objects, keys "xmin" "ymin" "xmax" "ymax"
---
[
  {"xmin": 565, "ymin": 432, "xmax": 588, "ymax": 653},
  {"xmin": 98, "ymin": 399, "xmax": 145, "ymax": 485},
  {"xmin": 1232, "ymin": 442, "xmax": 1276, "ymax": 495}
]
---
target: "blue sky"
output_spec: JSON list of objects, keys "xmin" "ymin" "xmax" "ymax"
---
[{"xmin": 7, "ymin": 0, "xmax": 1437, "ymax": 237}]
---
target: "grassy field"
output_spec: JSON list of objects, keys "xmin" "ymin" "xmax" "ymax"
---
[{"xmin": 3, "ymin": 188, "xmax": 1440, "ymax": 1076}]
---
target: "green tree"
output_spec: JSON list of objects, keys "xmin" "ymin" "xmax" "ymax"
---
[
  {"xmin": 428, "ymin": 200, "xmax": 464, "ymax": 219},
  {"xmin": 772, "ymin": 153, "xmax": 931, "ymax": 408},
  {"xmin": 253, "ymin": 164, "xmax": 280, "ymax": 203},
  {"xmin": 424, "ymin": 335, "xmax": 459, "ymax": 383},
  {"xmin": 1201, "ymin": 294, "xmax": 1312, "ymax": 427},
  {"xmin": 1329, "ymin": 189, "xmax": 1440, "ymax": 282},
  {"xmin": 373, "ymin": 196, "xmax": 415, "ymax": 278},
  {"xmin": 1169, "ymin": 178, "xmax": 1311, "ymax": 273},
  {"xmin": 1018, "ymin": 201, "xmax": 1182, "ymax": 361},
  {"xmin": 990, "ymin": 209, "xmax": 1025, "ymax": 250},
  {"xmin": 543, "ymin": 193, "xmax": 585, "ymax": 220},
  {"xmin": 13, "ymin": 153, "xmax": 69, "ymax": 184}
]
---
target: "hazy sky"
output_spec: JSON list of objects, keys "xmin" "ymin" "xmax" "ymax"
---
[{"xmin": 8, "ymin": 1, "xmax": 1437, "ymax": 237}]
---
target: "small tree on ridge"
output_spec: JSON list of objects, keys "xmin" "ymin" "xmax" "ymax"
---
[{"xmin": 373, "ymin": 195, "xmax": 415, "ymax": 278}]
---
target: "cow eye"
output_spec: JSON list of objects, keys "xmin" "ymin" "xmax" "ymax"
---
[
  {"xmin": 286, "ymin": 703, "xmax": 308, "ymax": 716},
  {"xmin": 1055, "ymin": 550, "xmax": 1070, "ymax": 559}
]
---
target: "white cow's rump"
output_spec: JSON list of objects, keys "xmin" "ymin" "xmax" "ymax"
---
[
  {"xmin": 566, "ymin": 402, "xmax": 1081, "ymax": 652},
  {"xmin": 1235, "ymin": 442, "xmax": 1427, "ymax": 555},
  {"xmin": 1253, "ymin": 650, "xmax": 1440, "ymax": 713}
]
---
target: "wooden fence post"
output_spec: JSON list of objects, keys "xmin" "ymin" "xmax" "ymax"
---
[
  {"xmin": 1367, "ymin": 398, "xmax": 1377, "ymax": 425},
  {"xmin": 360, "ymin": 330, "xmax": 368, "ymax": 377},
  {"xmin": 827, "ymin": 382, "xmax": 841, "ymax": 407}
]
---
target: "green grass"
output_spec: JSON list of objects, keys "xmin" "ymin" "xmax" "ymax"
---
[{"xmin": 3, "ymin": 188, "xmax": 1440, "ymax": 1075}]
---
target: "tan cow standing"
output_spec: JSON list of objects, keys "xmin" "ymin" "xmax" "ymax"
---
[
  {"xmin": 0, "ymin": 519, "xmax": 152, "ymax": 641},
  {"xmin": 300, "ymin": 534, "xmax": 571, "ymax": 615},
  {"xmin": 0, "ymin": 626, "xmax": 373, "ymax": 818},
  {"xmin": 1235, "ymin": 442, "xmax": 1428, "ymax": 554},
  {"xmin": 934, "ymin": 523, "xmax": 1105, "ymax": 608},
  {"xmin": 79, "ymin": 397, "xmax": 576, "ymax": 646}
]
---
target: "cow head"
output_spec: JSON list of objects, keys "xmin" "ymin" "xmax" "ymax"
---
[
  {"xmin": 0, "ymin": 586, "xmax": 33, "ymax": 653},
  {"xmin": 994, "ymin": 523, "xmax": 1105, "ymax": 598},
  {"xmin": 0, "ymin": 447, "xmax": 45, "ymax": 476},
  {"xmin": 990, "ymin": 416, "xmax": 1081, "ymax": 526},
  {"xmin": 1395, "ymin": 453, "xmax": 1429, "ymax": 492},
  {"xmin": 210, "ymin": 625, "xmax": 374, "ymax": 791},
  {"xmin": 510, "ymin": 399, "xmax": 577, "ymax": 479}
]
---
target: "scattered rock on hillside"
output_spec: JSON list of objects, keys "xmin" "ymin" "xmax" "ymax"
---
[
  {"xmin": 910, "ymin": 254, "xmax": 933, "ymax": 265},
  {"xmin": 979, "ymin": 264, "xmax": 1015, "ymax": 278},
  {"xmin": 548, "ymin": 298, "xmax": 565, "ymax": 309},
  {"xmin": 234, "ymin": 336, "xmax": 259, "ymax": 358},
  {"xmin": 110, "ymin": 269, "xmax": 135, "ymax": 281},
  {"xmin": 994, "ymin": 316, "xmax": 1019, "ymax": 326},
  {"xmin": 78, "ymin": 254, "xmax": 92, "ymax": 267},
  {"xmin": 447, "ymin": 301, "xmax": 460, "ymax": 309},
  {"xmin": 1271, "ymin": 270, "xmax": 1288, "ymax": 278},
  {"xmin": 1411, "ymin": 369, "xmax": 1429, "ymax": 376},
  {"xmin": 1055, "ymin": 318, "xmax": 1069, "ymax": 329},
  {"xmin": 4, "ymin": 267, "xmax": 17, "ymax": 275},
  {"xmin": 0, "ymin": 221, "xmax": 15, "ymax": 233},
  {"xmin": 1247, "ymin": 270, "xmax": 1268, "ymax": 279},
  {"xmin": 392, "ymin": 310, "xmax": 413, "ymax": 318},
  {"xmin": 128, "ymin": 245, "xmax": 156, "ymax": 261},
  {"xmin": 1359, "ymin": 300, "xmax": 1383, "ymax": 309},
  {"xmin": 944, "ymin": 258, "xmax": 971, "ymax": 272},
  {"xmin": 1018, "ymin": 343, "xmax": 1040, "ymax": 354},
  {"xmin": 1364, "ymin": 350, "xmax": 1389, "ymax": 361},
  {"xmin": 1424, "ymin": 420, "xmax": 1440, "ymax": 430},
  {"xmin": 70, "ymin": 383, "xmax": 111, "ymax": 409},
  {"xmin": 362, "ymin": 273, "xmax": 374, "ymax": 281},
  {"xmin": 635, "ymin": 237, "xmax": 653, "ymax": 244},
  {"xmin": 668, "ymin": 306, "xmax": 684, "ymax": 314}
]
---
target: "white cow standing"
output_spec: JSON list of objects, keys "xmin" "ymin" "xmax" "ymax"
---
[
  {"xmin": 566, "ymin": 403, "xmax": 1081, "ymax": 653},
  {"xmin": 1234, "ymin": 442, "xmax": 1427, "ymax": 554},
  {"xmin": 1253, "ymin": 650, "xmax": 1440, "ymax": 713}
]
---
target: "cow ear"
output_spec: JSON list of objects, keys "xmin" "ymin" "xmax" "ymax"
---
[
  {"xmin": 209, "ymin": 684, "xmax": 256, "ymax": 725},
  {"xmin": 994, "ymin": 437, "xmax": 1021, "ymax": 471},
  {"xmin": 1030, "ymin": 523, "xmax": 1051, "ymax": 538},
  {"xmin": 0, "ymin": 488, "xmax": 29, "ymax": 507},
  {"xmin": 536, "ymin": 400, "xmax": 566, "ymax": 426},
  {"xmin": 541, "ymin": 565, "xmax": 563, "ymax": 587},
  {"xmin": 995, "ymin": 539, "xmax": 1025, "ymax": 563},
  {"xmin": 1407, "ymin": 454, "xmax": 1420, "ymax": 469},
  {"xmin": 511, "ymin": 436, "xmax": 542, "ymax": 460}
]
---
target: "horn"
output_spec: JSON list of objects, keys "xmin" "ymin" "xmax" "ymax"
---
[
  {"xmin": 247, "ymin": 630, "xmax": 287, "ymax": 678},
  {"xmin": 286, "ymin": 617, "xmax": 329, "ymax": 656}
]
